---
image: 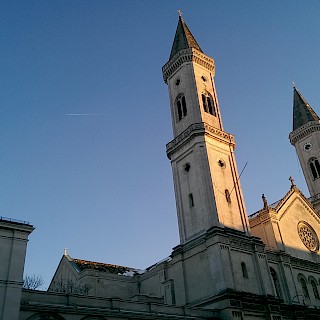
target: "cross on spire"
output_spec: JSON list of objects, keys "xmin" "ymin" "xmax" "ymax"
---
[
  {"xmin": 289, "ymin": 176, "xmax": 296, "ymax": 188},
  {"xmin": 178, "ymin": 9, "xmax": 183, "ymax": 18}
]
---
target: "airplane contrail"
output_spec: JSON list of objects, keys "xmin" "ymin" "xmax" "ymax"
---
[{"xmin": 66, "ymin": 113, "xmax": 107, "ymax": 116}]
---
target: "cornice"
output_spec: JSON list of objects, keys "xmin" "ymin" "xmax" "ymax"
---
[
  {"xmin": 162, "ymin": 48, "xmax": 214, "ymax": 84},
  {"xmin": 166, "ymin": 122, "xmax": 235, "ymax": 159},
  {"xmin": 289, "ymin": 120, "xmax": 320, "ymax": 145},
  {"xmin": 309, "ymin": 192, "xmax": 320, "ymax": 204}
]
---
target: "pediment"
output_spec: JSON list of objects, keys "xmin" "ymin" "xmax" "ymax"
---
[{"xmin": 274, "ymin": 188, "xmax": 320, "ymax": 225}]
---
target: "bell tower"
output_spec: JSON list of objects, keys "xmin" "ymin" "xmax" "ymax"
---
[
  {"xmin": 289, "ymin": 86, "xmax": 320, "ymax": 210},
  {"xmin": 162, "ymin": 15, "xmax": 249, "ymax": 244}
]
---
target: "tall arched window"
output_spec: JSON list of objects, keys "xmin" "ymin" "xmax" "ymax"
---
[
  {"xmin": 225, "ymin": 189, "xmax": 231, "ymax": 204},
  {"xmin": 270, "ymin": 268, "xmax": 282, "ymax": 298},
  {"xmin": 298, "ymin": 274, "xmax": 310, "ymax": 299},
  {"xmin": 309, "ymin": 277, "xmax": 319, "ymax": 300},
  {"xmin": 176, "ymin": 94, "xmax": 187, "ymax": 121},
  {"xmin": 189, "ymin": 193, "xmax": 194, "ymax": 208},
  {"xmin": 309, "ymin": 157, "xmax": 320, "ymax": 180},
  {"xmin": 241, "ymin": 262, "xmax": 248, "ymax": 278},
  {"xmin": 201, "ymin": 92, "xmax": 216, "ymax": 116}
]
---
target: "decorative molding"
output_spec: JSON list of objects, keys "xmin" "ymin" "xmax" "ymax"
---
[
  {"xmin": 162, "ymin": 48, "xmax": 214, "ymax": 83},
  {"xmin": 309, "ymin": 192, "xmax": 320, "ymax": 203},
  {"xmin": 166, "ymin": 122, "xmax": 235, "ymax": 159},
  {"xmin": 289, "ymin": 121, "xmax": 320, "ymax": 145}
]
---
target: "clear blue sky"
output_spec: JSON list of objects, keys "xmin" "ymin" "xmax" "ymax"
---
[{"xmin": 1, "ymin": 1, "xmax": 320, "ymax": 288}]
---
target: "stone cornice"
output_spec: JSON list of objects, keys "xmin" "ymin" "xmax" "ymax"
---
[
  {"xmin": 289, "ymin": 120, "xmax": 320, "ymax": 145},
  {"xmin": 249, "ymin": 209, "xmax": 278, "ymax": 228},
  {"xmin": 162, "ymin": 48, "xmax": 214, "ymax": 84},
  {"xmin": 309, "ymin": 192, "xmax": 320, "ymax": 204},
  {"xmin": 166, "ymin": 122, "xmax": 235, "ymax": 159}
]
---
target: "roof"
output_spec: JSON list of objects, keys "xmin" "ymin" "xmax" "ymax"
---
[
  {"xmin": 249, "ymin": 184, "xmax": 315, "ymax": 219},
  {"xmin": 69, "ymin": 257, "xmax": 145, "ymax": 276},
  {"xmin": 293, "ymin": 87, "xmax": 319, "ymax": 131},
  {"xmin": 169, "ymin": 16, "xmax": 203, "ymax": 59}
]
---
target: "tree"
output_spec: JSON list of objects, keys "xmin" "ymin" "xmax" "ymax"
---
[
  {"xmin": 23, "ymin": 274, "xmax": 44, "ymax": 290},
  {"xmin": 50, "ymin": 279, "xmax": 89, "ymax": 295}
]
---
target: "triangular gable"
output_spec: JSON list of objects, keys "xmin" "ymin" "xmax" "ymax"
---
[
  {"xmin": 48, "ymin": 254, "xmax": 79, "ymax": 290},
  {"xmin": 274, "ymin": 187, "xmax": 320, "ymax": 224}
]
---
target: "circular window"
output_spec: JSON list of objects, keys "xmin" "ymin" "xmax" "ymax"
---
[
  {"xmin": 297, "ymin": 221, "xmax": 319, "ymax": 252},
  {"xmin": 218, "ymin": 159, "xmax": 226, "ymax": 169},
  {"xmin": 201, "ymin": 75, "xmax": 207, "ymax": 82}
]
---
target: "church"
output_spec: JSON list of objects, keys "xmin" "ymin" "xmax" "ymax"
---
[{"xmin": 2, "ymin": 15, "xmax": 320, "ymax": 320}]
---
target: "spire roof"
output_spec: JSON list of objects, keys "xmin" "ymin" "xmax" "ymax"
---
[
  {"xmin": 169, "ymin": 16, "xmax": 203, "ymax": 59},
  {"xmin": 293, "ymin": 86, "xmax": 319, "ymax": 130}
]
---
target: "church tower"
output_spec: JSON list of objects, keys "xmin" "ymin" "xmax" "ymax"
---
[
  {"xmin": 162, "ymin": 15, "xmax": 249, "ymax": 244},
  {"xmin": 289, "ymin": 86, "xmax": 320, "ymax": 210}
]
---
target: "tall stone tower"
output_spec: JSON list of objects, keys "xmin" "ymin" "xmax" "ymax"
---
[
  {"xmin": 289, "ymin": 86, "xmax": 320, "ymax": 210},
  {"xmin": 162, "ymin": 15, "xmax": 249, "ymax": 244}
]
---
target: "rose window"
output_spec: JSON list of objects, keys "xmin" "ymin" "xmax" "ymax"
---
[{"xmin": 297, "ymin": 221, "xmax": 319, "ymax": 252}]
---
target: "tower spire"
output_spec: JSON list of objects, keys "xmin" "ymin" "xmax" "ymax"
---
[
  {"xmin": 169, "ymin": 15, "xmax": 203, "ymax": 59},
  {"xmin": 293, "ymin": 86, "xmax": 319, "ymax": 131}
]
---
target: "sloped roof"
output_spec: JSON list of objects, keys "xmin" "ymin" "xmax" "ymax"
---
[
  {"xmin": 293, "ymin": 87, "xmax": 319, "ymax": 131},
  {"xmin": 169, "ymin": 16, "xmax": 203, "ymax": 59},
  {"xmin": 70, "ymin": 257, "xmax": 145, "ymax": 276}
]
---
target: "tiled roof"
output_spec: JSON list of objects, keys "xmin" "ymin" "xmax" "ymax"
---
[{"xmin": 70, "ymin": 258, "xmax": 145, "ymax": 276}]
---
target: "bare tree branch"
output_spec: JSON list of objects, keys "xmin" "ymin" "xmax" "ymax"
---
[
  {"xmin": 49, "ymin": 278, "xmax": 89, "ymax": 295},
  {"xmin": 23, "ymin": 274, "xmax": 44, "ymax": 290}
]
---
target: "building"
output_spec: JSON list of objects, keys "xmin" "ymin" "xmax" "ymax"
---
[
  {"xmin": 2, "ymin": 15, "xmax": 320, "ymax": 320},
  {"xmin": 0, "ymin": 217, "xmax": 34, "ymax": 320}
]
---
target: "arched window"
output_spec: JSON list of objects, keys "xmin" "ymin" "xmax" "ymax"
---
[
  {"xmin": 26, "ymin": 313, "xmax": 66, "ymax": 320},
  {"xmin": 189, "ymin": 193, "xmax": 194, "ymax": 208},
  {"xmin": 309, "ymin": 277, "xmax": 319, "ymax": 300},
  {"xmin": 225, "ymin": 189, "xmax": 231, "ymax": 204},
  {"xmin": 298, "ymin": 274, "xmax": 310, "ymax": 299},
  {"xmin": 309, "ymin": 157, "xmax": 320, "ymax": 180},
  {"xmin": 270, "ymin": 268, "xmax": 282, "ymax": 298},
  {"xmin": 241, "ymin": 262, "xmax": 248, "ymax": 278},
  {"xmin": 201, "ymin": 92, "xmax": 216, "ymax": 116},
  {"xmin": 176, "ymin": 94, "xmax": 187, "ymax": 121}
]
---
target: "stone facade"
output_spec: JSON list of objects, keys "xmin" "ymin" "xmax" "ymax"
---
[{"xmin": 0, "ymin": 217, "xmax": 34, "ymax": 320}]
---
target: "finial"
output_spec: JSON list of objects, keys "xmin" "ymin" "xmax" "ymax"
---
[
  {"xmin": 289, "ymin": 176, "xmax": 296, "ymax": 188},
  {"xmin": 262, "ymin": 194, "xmax": 268, "ymax": 209},
  {"xmin": 64, "ymin": 248, "xmax": 68, "ymax": 256},
  {"xmin": 291, "ymin": 80, "xmax": 296, "ymax": 88},
  {"xmin": 178, "ymin": 9, "xmax": 183, "ymax": 18}
]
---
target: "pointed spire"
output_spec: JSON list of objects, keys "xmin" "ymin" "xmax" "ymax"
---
[
  {"xmin": 293, "ymin": 86, "xmax": 319, "ymax": 130},
  {"xmin": 169, "ymin": 15, "xmax": 203, "ymax": 59}
]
